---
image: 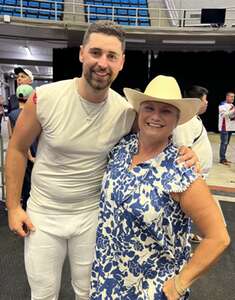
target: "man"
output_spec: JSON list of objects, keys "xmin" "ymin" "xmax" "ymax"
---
[
  {"xmin": 0, "ymin": 94, "xmax": 4, "ymax": 133},
  {"xmin": 173, "ymin": 85, "xmax": 212, "ymax": 177},
  {"xmin": 8, "ymin": 67, "xmax": 34, "ymax": 114},
  {"xmin": 6, "ymin": 21, "xmax": 197, "ymax": 300},
  {"xmin": 218, "ymin": 91, "xmax": 235, "ymax": 165},
  {"xmin": 6, "ymin": 21, "xmax": 135, "ymax": 300}
]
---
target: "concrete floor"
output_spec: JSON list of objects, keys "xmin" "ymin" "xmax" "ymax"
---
[{"xmin": 206, "ymin": 132, "xmax": 235, "ymax": 192}]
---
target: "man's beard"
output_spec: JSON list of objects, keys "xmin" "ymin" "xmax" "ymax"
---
[{"xmin": 84, "ymin": 66, "xmax": 113, "ymax": 90}]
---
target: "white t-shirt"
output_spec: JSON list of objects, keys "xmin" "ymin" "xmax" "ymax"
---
[
  {"xmin": 28, "ymin": 78, "xmax": 136, "ymax": 214},
  {"xmin": 218, "ymin": 102, "xmax": 235, "ymax": 131},
  {"xmin": 173, "ymin": 116, "xmax": 213, "ymax": 177}
]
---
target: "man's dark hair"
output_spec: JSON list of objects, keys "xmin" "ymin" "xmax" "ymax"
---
[
  {"xmin": 82, "ymin": 20, "xmax": 126, "ymax": 51},
  {"xmin": 184, "ymin": 85, "xmax": 208, "ymax": 99},
  {"xmin": 226, "ymin": 91, "xmax": 234, "ymax": 96}
]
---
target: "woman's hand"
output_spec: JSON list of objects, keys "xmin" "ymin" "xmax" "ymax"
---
[{"xmin": 163, "ymin": 277, "xmax": 181, "ymax": 300}]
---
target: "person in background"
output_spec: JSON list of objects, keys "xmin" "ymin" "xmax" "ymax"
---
[
  {"xmin": 6, "ymin": 21, "xmax": 198, "ymax": 300},
  {"xmin": 8, "ymin": 84, "xmax": 36, "ymax": 210},
  {"xmin": 8, "ymin": 67, "xmax": 34, "ymax": 114},
  {"xmin": 90, "ymin": 75, "xmax": 230, "ymax": 300},
  {"xmin": 173, "ymin": 85, "xmax": 212, "ymax": 177},
  {"xmin": 0, "ymin": 95, "xmax": 4, "ymax": 133},
  {"xmin": 218, "ymin": 91, "xmax": 235, "ymax": 165}
]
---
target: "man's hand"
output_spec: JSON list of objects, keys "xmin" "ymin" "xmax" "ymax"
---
[
  {"xmin": 177, "ymin": 146, "xmax": 201, "ymax": 173},
  {"xmin": 163, "ymin": 277, "xmax": 181, "ymax": 300},
  {"xmin": 8, "ymin": 206, "xmax": 35, "ymax": 237}
]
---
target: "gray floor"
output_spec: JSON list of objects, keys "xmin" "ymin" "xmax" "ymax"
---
[{"xmin": 0, "ymin": 199, "xmax": 234, "ymax": 300}]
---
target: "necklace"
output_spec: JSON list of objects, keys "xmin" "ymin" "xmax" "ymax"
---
[{"xmin": 79, "ymin": 95, "xmax": 107, "ymax": 122}]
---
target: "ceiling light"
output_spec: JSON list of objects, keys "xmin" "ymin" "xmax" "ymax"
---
[
  {"xmin": 162, "ymin": 40, "xmax": 216, "ymax": 45},
  {"xmin": 24, "ymin": 46, "xmax": 32, "ymax": 57},
  {"xmin": 3, "ymin": 15, "xmax": 11, "ymax": 23},
  {"xmin": 126, "ymin": 38, "xmax": 146, "ymax": 43}
]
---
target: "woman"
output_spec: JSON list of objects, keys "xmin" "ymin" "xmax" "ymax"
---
[{"xmin": 90, "ymin": 75, "xmax": 230, "ymax": 299}]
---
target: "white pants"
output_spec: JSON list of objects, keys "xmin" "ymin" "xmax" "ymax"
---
[{"xmin": 24, "ymin": 207, "xmax": 99, "ymax": 300}]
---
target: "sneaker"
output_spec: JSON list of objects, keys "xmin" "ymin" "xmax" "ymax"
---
[{"xmin": 189, "ymin": 233, "xmax": 202, "ymax": 244}]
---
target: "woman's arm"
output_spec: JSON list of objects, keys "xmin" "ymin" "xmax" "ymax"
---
[{"xmin": 163, "ymin": 178, "xmax": 230, "ymax": 299}]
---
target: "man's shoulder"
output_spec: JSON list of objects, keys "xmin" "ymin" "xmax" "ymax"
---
[
  {"xmin": 219, "ymin": 102, "xmax": 228, "ymax": 108},
  {"xmin": 109, "ymin": 88, "xmax": 133, "ymax": 109},
  {"xmin": 36, "ymin": 78, "xmax": 74, "ymax": 93},
  {"xmin": 176, "ymin": 116, "xmax": 198, "ymax": 129}
]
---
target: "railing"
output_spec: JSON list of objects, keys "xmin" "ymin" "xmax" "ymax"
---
[
  {"xmin": 84, "ymin": 3, "xmax": 150, "ymax": 26},
  {"xmin": 0, "ymin": 0, "xmax": 64, "ymax": 21},
  {"xmin": 1, "ymin": 1, "xmax": 235, "ymax": 28}
]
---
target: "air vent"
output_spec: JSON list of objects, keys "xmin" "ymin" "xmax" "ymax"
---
[{"xmin": 190, "ymin": 14, "xmax": 201, "ymax": 18}]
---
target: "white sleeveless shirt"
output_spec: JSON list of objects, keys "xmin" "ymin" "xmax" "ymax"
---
[{"xmin": 28, "ymin": 78, "xmax": 136, "ymax": 214}]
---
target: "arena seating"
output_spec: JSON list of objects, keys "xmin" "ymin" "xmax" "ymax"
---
[
  {"xmin": 84, "ymin": 0, "xmax": 150, "ymax": 26},
  {"xmin": 0, "ymin": 0, "xmax": 150, "ymax": 25},
  {"xmin": 0, "ymin": 0, "xmax": 64, "ymax": 20}
]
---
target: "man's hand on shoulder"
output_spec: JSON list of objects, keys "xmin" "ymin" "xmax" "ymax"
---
[{"xmin": 177, "ymin": 146, "xmax": 201, "ymax": 173}]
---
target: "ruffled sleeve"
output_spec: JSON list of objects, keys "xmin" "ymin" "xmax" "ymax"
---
[
  {"xmin": 161, "ymin": 162, "xmax": 199, "ymax": 193},
  {"xmin": 152, "ymin": 143, "xmax": 199, "ymax": 194}
]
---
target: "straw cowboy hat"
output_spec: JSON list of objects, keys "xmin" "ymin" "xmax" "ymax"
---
[{"xmin": 124, "ymin": 75, "xmax": 201, "ymax": 125}]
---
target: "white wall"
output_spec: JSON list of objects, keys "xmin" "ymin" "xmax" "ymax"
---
[
  {"xmin": 174, "ymin": 0, "xmax": 235, "ymax": 9},
  {"xmin": 173, "ymin": 0, "xmax": 235, "ymax": 26}
]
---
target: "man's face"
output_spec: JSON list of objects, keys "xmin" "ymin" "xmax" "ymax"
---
[
  {"xmin": 198, "ymin": 94, "xmax": 208, "ymax": 115},
  {"xmin": 16, "ymin": 72, "xmax": 32, "ymax": 86},
  {"xmin": 79, "ymin": 33, "xmax": 125, "ymax": 91},
  {"xmin": 226, "ymin": 93, "xmax": 234, "ymax": 104}
]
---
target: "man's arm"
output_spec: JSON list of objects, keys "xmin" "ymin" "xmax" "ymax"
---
[{"xmin": 6, "ymin": 92, "xmax": 41, "ymax": 237}]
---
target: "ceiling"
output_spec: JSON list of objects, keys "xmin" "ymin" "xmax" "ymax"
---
[
  {"xmin": 1, "ymin": 19, "xmax": 235, "ymax": 80},
  {"xmin": 0, "ymin": 37, "xmax": 68, "ymax": 80},
  {"xmin": 0, "ymin": 19, "xmax": 69, "ymax": 80}
]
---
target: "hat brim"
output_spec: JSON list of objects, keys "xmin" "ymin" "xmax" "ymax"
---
[{"xmin": 124, "ymin": 88, "xmax": 201, "ymax": 125}]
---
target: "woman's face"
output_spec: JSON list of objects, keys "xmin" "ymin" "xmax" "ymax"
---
[{"xmin": 138, "ymin": 101, "xmax": 179, "ymax": 142}]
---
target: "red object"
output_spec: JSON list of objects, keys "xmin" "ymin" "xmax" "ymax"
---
[{"xmin": 32, "ymin": 92, "xmax": 37, "ymax": 104}]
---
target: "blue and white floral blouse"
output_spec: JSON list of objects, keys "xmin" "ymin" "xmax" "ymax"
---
[{"xmin": 90, "ymin": 133, "xmax": 198, "ymax": 300}]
